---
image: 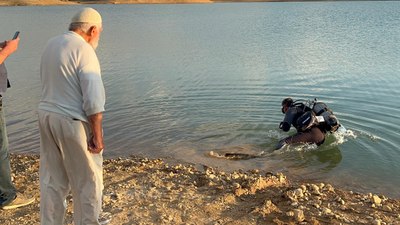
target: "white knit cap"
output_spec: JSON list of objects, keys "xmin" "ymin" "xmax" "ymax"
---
[{"xmin": 71, "ymin": 7, "xmax": 102, "ymax": 24}]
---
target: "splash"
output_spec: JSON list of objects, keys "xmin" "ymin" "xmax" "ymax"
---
[
  {"xmin": 265, "ymin": 129, "xmax": 287, "ymax": 139},
  {"xmin": 277, "ymin": 126, "xmax": 355, "ymax": 153},
  {"xmin": 279, "ymin": 143, "xmax": 318, "ymax": 153},
  {"xmin": 330, "ymin": 126, "xmax": 356, "ymax": 146},
  {"xmin": 358, "ymin": 130, "xmax": 381, "ymax": 141}
]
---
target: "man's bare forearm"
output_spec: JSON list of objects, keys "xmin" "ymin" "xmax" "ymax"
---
[
  {"xmin": 87, "ymin": 112, "xmax": 104, "ymax": 153},
  {"xmin": 0, "ymin": 39, "xmax": 19, "ymax": 64}
]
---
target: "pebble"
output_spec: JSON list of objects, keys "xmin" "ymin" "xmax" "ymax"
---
[
  {"xmin": 232, "ymin": 174, "xmax": 240, "ymax": 180},
  {"xmin": 313, "ymin": 203, "xmax": 320, "ymax": 209},
  {"xmin": 250, "ymin": 169, "xmax": 259, "ymax": 174},
  {"xmin": 294, "ymin": 188, "xmax": 304, "ymax": 198},
  {"xmin": 232, "ymin": 183, "xmax": 241, "ymax": 189},
  {"xmin": 382, "ymin": 205, "xmax": 392, "ymax": 212},
  {"xmin": 293, "ymin": 209, "xmax": 305, "ymax": 222},
  {"xmin": 366, "ymin": 216, "xmax": 374, "ymax": 220},
  {"xmin": 310, "ymin": 184, "xmax": 321, "ymax": 195},
  {"xmin": 322, "ymin": 207, "xmax": 332, "ymax": 215},
  {"xmin": 372, "ymin": 195, "xmax": 382, "ymax": 205},
  {"xmin": 335, "ymin": 197, "xmax": 345, "ymax": 205},
  {"xmin": 286, "ymin": 211, "xmax": 294, "ymax": 217},
  {"xmin": 208, "ymin": 174, "xmax": 216, "ymax": 179},
  {"xmin": 324, "ymin": 184, "xmax": 335, "ymax": 193},
  {"xmin": 277, "ymin": 173, "xmax": 286, "ymax": 182}
]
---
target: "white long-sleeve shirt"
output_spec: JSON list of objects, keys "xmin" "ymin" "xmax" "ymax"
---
[{"xmin": 39, "ymin": 31, "xmax": 105, "ymax": 122}]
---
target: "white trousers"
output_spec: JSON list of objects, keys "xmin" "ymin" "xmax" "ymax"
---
[{"xmin": 38, "ymin": 110, "xmax": 103, "ymax": 225}]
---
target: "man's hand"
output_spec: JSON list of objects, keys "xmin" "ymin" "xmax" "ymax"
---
[
  {"xmin": 1, "ymin": 38, "xmax": 19, "ymax": 56},
  {"xmin": 0, "ymin": 38, "xmax": 19, "ymax": 64},
  {"xmin": 88, "ymin": 135, "xmax": 104, "ymax": 154},
  {"xmin": 87, "ymin": 112, "xmax": 104, "ymax": 154},
  {"xmin": 274, "ymin": 138, "xmax": 288, "ymax": 150}
]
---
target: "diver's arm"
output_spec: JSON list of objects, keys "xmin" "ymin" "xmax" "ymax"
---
[
  {"xmin": 280, "ymin": 107, "xmax": 299, "ymax": 132},
  {"xmin": 274, "ymin": 138, "xmax": 288, "ymax": 150}
]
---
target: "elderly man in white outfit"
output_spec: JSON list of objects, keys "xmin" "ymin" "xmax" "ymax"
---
[{"xmin": 38, "ymin": 8, "xmax": 106, "ymax": 225}]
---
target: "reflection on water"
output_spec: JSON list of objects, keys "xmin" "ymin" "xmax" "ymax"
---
[
  {"xmin": 0, "ymin": 2, "xmax": 400, "ymax": 198},
  {"xmin": 280, "ymin": 141, "xmax": 343, "ymax": 174}
]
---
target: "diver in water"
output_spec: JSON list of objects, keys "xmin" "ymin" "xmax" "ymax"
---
[{"xmin": 275, "ymin": 97, "xmax": 340, "ymax": 150}]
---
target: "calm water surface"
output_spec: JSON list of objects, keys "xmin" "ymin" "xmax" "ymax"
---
[{"xmin": 1, "ymin": 2, "xmax": 399, "ymax": 198}]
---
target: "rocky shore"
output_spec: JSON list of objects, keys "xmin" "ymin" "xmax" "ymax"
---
[{"xmin": 1, "ymin": 154, "xmax": 399, "ymax": 224}]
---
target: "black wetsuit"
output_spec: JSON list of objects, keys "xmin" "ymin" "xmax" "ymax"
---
[{"xmin": 277, "ymin": 104, "xmax": 326, "ymax": 149}]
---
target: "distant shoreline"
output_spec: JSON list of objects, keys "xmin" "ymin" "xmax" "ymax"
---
[{"xmin": 0, "ymin": 0, "xmax": 389, "ymax": 7}]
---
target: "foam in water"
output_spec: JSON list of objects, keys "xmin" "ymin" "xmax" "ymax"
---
[
  {"xmin": 277, "ymin": 126, "xmax": 356, "ymax": 153},
  {"xmin": 265, "ymin": 129, "xmax": 287, "ymax": 139},
  {"xmin": 330, "ymin": 126, "xmax": 357, "ymax": 146}
]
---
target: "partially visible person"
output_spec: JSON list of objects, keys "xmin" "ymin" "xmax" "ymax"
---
[
  {"xmin": 38, "ymin": 8, "xmax": 108, "ymax": 224},
  {"xmin": 275, "ymin": 97, "xmax": 340, "ymax": 150},
  {"xmin": 0, "ymin": 36, "xmax": 35, "ymax": 209}
]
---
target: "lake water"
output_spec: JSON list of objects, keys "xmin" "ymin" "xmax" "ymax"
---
[{"xmin": 1, "ymin": 2, "xmax": 399, "ymax": 198}]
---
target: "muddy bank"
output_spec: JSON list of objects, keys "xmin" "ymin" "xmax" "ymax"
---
[{"xmin": 1, "ymin": 154, "xmax": 399, "ymax": 224}]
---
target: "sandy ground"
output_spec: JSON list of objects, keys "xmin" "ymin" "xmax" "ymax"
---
[{"xmin": 1, "ymin": 154, "xmax": 399, "ymax": 225}]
